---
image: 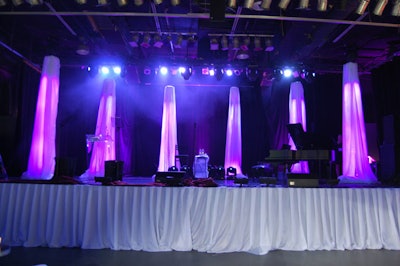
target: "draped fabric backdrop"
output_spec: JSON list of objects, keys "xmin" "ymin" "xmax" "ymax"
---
[
  {"xmin": 23, "ymin": 55, "xmax": 60, "ymax": 180},
  {"xmin": 224, "ymin": 86, "xmax": 243, "ymax": 176},
  {"xmin": 81, "ymin": 78, "xmax": 116, "ymax": 181},
  {"xmin": 158, "ymin": 85, "xmax": 178, "ymax": 172},
  {"xmin": 340, "ymin": 62, "xmax": 377, "ymax": 184},
  {"xmin": 288, "ymin": 81, "xmax": 309, "ymax": 173}
]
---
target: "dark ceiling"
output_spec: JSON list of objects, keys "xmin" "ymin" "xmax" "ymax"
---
[{"xmin": 1, "ymin": 0, "xmax": 400, "ymax": 77}]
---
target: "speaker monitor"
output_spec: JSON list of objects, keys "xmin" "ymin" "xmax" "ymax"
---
[{"xmin": 104, "ymin": 160, "xmax": 124, "ymax": 181}]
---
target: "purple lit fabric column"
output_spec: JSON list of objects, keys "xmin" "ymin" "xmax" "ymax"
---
[
  {"xmin": 224, "ymin": 86, "xmax": 243, "ymax": 176},
  {"xmin": 288, "ymin": 81, "xmax": 309, "ymax": 173},
  {"xmin": 23, "ymin": 56, "xmax": 60, "ymax": 180},
  {"xmin": 82, "ymin": 78, "xmax": 116, "ymax": 180},
  {"xmin": 158, "ymin": 85, "xmax": 178, "ymax": 172},
  {"xmin": 340, "ymin": 62, "xmax": 377, "ymax": 184}
]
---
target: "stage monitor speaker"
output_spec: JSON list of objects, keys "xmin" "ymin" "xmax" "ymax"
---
[
  {"xmin": 105, "ymin": 160, "xmax": 124, "ymax": 181},
  {"xmin": 287, "ymin": 173, "xmax": 319, "ymax": 187},
  {"xmin": 155, "ymin": 171, "xmax": 185, "ymax": 186},
  {"xmin": 210, "ymin": 0, "xmax": 225, "ymax": 20}
]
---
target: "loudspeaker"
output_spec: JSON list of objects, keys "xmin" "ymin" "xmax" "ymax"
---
[
  {"xmin": 210, "ymin": 0, "xmax": 225, "ymax": 21},
  {"xmin": 287, "ymin": 173, "xmax": 319, "ymax": 187},
  {"xmin": 155, "ymin": 171, "xmax": 185, "ymax": 186},
  {"xmin": 379, "ymin": 144, "xmax": 397, "ymax": 182},
  {"xmin": 104, "ymin": 160, "xmax": 124, "ymax": 181}
]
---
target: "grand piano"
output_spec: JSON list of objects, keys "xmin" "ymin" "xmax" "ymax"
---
[{"xmin": 264, "ymin": 123, "xmax": 338, "ymax": 180}]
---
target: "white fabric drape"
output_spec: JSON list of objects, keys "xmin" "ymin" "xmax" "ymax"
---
[
  {"xmin": 224, "ymin": 86, "xmax": 243, "ymax": 175},
  {"xmin": 23, "ymin": 56, "xmax": 60, "ymax": 180},
  {"xmin": 288, "ymin": 81, "xmax": 309, "ymax": 173},
  {"xmin": 341, "ymin": 62, "xmax": 377, "ymax": 184},
  {"xmin": 81, "ymin": 78, "xmax": 116, "ymax": 181},
  {"xmin": 1, "ymin": 184, "xmax": 399, "ymax": 255},
  {"xmin": 158, "ymin": 85, "xmax": 178, "ymax": 172}
]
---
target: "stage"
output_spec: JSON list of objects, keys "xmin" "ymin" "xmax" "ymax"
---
[{"xmin": 1, "ymin": 178, "xmax": 399, "ymax": 255}]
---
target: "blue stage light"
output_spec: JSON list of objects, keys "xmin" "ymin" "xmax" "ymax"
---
[
  {"xmin": 225, "ymin": 69, "xmax": 233, "ymax": 76},
  {"xmin": 100, "ymin": 66, "xmax": 110, "ymax": 75},
  {"xmin": 209, "ymin": 68, "xmax": 215, "ymax": 76},
  {"xmin": 283, "ymin": 68, "xmax": 292, "ymax": 78},
  {"xmin": 160, "ymin": 66, "xmax": 168, "ymax": 75},
  {"xmin": 113, "ymin": 66, "xmax": 122, "ymax": 75}
]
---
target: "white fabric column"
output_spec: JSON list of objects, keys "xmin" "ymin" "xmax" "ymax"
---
[
  {"xmin": 158, "ymin": 85, "xmax": 178, "ymax": 172},
  {"xmin": 288, "ymin": 81, "xmax": 309, "ymax": 173},
  {"xmin": 224, "ymin": 86, "xmax": 243, "ymax": 176},
  {"xmin": 23, "ymin": 55, "xmax": 60, "ymax": 180},
  {"xmin": 340, "ymin": 62, "xmax": 377, "ymax": 184}
]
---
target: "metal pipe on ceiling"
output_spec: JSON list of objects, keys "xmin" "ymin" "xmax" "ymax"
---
[{"xmin": 1, "ymin": 11, "xmax": 400, "ymax": 28}]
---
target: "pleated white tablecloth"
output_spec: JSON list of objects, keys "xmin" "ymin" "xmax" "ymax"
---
[{"xmin": 1, "ymin": 183, "xmax": 399, "ymax": 254}]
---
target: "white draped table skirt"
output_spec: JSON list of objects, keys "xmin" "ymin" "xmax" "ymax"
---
[{"xmin": 1, "ymin": 183, "xmax": 399, "ymax": 255}]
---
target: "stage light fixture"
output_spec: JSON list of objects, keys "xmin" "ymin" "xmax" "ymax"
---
[
  {"xmin": 356, "ymin": 0, "xmax": 370, "ymax": 15},
  {"xmin": 232, "ymin": 37, "xmax": 240, "ymax": 50},
  {"xmin": 283, "ymin": 68, "xmax": 292, "ymax": 78},
  {"xmin": 221, "ymin": 35, "xmax": 229, "ymax": 51},
  {"xmin": 298, "ymin": 0, "xmax": 309, "ymax": 9},
  {"xmin": 244, "ymin": 0, "xmax": 255, "ymax": 9},
  {"xmin": 117, "ymin": 0, "xmax": 128, "ymax": 6},
  {"xmin": 154, "ymin": 0, "xmax": 163, "ymax": 4},
  {"xmin": 246, "ymin": 66, "xmax": 260, "ymax": 82},
  {"xmin": 210, "ymin": 38, "xmax": 219, "ymax": 50},
  {"xmin": 12, "ymin": 0, "xmax": 23, "ymax": 5},
  {"xmin": 279, "ymin": 0, "xmax": 291, "ymax": 10},
  {"xmin": 209, "ymin": 68, "xmax": 215, "ymax": 76},
  {"xmin": 240, "ymin": 37, "xmax": 251, "ymax": 51},
  {"xmin": 392, "ymin": 0, "xmax": 400, "ymax": 16},
  {"xmin": 100, "ymin": 66, "xmax": 110, "ymax": 75},
  {"xmin": 265, "ymin": 38, "xmax": 274, "ymax": 52},
  {"xmin": 143, "ymin": 67, "xmax": 152, "ymax": 75},
  {"xmin": 226, "ymin": 167, "xmax": 237, "ymax": 179},
  {"xmin": 153, "ymin": 34, "xmax": 164, "ymax": 48},
  {"xmin": 225, "ymin": 69, "xmax": 233, "ymax": 77},
  {"xmin": 113, "ymin": 66, "xmax": 122, "ymax": 75},
  {"xmin": 180, "ymin": 66, "xmax": 192, "ymax": 80},
  {"xmin": 373, "ymin": 0, "xmax": 388, "ymax": 15},
  {"xmin": 129, "ymin": 34, "xmax": 139, "ymax": 48},
  {"xmin": 228, "ymin": 0, "xmax": 237, "ymax": 8},
  {"xmin": 141, "ymin": 33, "xmax": 151, "ymax": 48},
  {"xmin": 253, "ymin": 37, "xmax": 263, "ymax": 51},
  {"xmin": 134, "ymin": 0, "xmax": 144, "ymax": 5},
  {"xmin": 174, "ymin": 34, "xmax": 183, "ymax": 49},
  {"xmin": 317, "ymin": 0, "xmax": 328, "ymax": 11},
  {"xmin": 261, "ymin": 0, "xmax": 272, "ymax": 9},
  {"xmin": 171, "ymin": 0, "xmax": 180, "ymax": 6},
  {"xmin": 97, "ymin": 0, "xmax": 108, "ymax": 6},
  {"xmin": 26, "ymin": 0, "xmax": 43, "ymax": 5},
  {"xmin": 160, "ymin": 66, "xmax": 168, "ymax": 75}
]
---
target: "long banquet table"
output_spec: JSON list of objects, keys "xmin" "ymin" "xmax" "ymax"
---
[{"xmin": 0, "ymin": 183, "xmax": 399, "ymax": 255}]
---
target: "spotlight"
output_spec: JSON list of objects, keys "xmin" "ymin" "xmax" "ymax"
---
[
  {"xmin": 244, "ymin": 0, "xmax": 254, "ymax": 9},
  {"xmin": 356, "ymin": 0, "xmax": 370, "ymax": 15},
  {"xmin": 174, "ymin": 34, "xmax": 183, "ymax": 49},
  {"xmin": 129, "ymin": 34, "xmax": 139, "ymax": 48},
  {"xmin": 228, "ymin": 0, "xmax": 237, "ymax": 8},
  {"xmin": 261, "ymin": 0, "xmax": 272, "ymax": 9},
  {"xmin": 265, "ymin": 38, "xmax": 274, "ymax": 52},
  {"xmin": 141, "ymin": 33, "xmax": 151, "ymax": 48},
  {"xmin": 154, "ymin": 0, "xmax": 163, "ymax": 4},
  {"xmin": 171, "ymin": 0, "xmax": 180, "ymax": 6},
  {"xmin": 97, "ymin": 0, "xmax": 108, "ymax": 6},
  {"xmin": 373, "ymin": 0, "xmax": 388, "ymax": 15},
  {"xmin": 113, "ymin": 66, "xmax": 122, "ymax": 75},
  {"xmin": 143, "ymin": 67, "xmax": 152, "ymax": 75},
  {"xmin": 209, "ymin": 68, "xmax": 215, "ymax": 76},
  {"xmin": 153, "ymin": 34, "xmax": 164, "ymax": 48},
  {"xmin": 226, "ymin": 167, "xmax": 237, "ymax": 179},
  {"xmin": 392, "ymin": 0, "xmax": 400, "ymax": 16},
  {"xmin": 298, "ymin": 0, "xmax": 309, "ymax": 9},
  {"xmin": 226, "ymin": 69, "xmax": 233, "ymax": 76},
  {"xmin": 160, "ymin": 66, "xmax": 168, "ymax": 75},
  {"xmin": 12, "ymin": 0, "xmax": 23, "ymax": 5},
  {"xmin": 278, "ymin": 0, "xmax": 291, "ymax": 10},
  {"xmin": 134, "ymin": 0, "xmax": 144, "ymax": 5},
  {"xmin": 100, "ymin": 66, "xmax": 110, "ymax": 75},
  {"xmin": 317, "ymin": 0, "xmax": 328, "ymax": 11},
  {"xmin": 253, "ymin": 37, "xmax": 263, "ymax": 52},
  {"xmin": 180, "ymin": 66, "xmax": 192, "ymax": 80},
  {"xmin": 117, "ymin": 0, "xmax": 128, "ymax": 6},
  {"xmin": 221, "ymin": 35, "xmax": 229, "ymax": 51},
  {"xmin": 240, "ymin": 37, "xmax": 251, "ymax": 51},
  {"xmin": 283, "ymin": 68, "xmax": 292, "ymax": 78},
  {"xmin": 26, "ymin": 0, "xmax": 43, "ymax": 5},
  {"xmin": 210, "ymin": 38, "xmax": 219, "ymax": 50}
]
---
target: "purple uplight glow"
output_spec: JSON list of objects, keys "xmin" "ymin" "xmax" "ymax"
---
[
  {"xmin": 23, "ymin": 56, "xmax": 60, "ymax": 180},
  {"xmin": 340, "ymin": 62, "xmax": 377, "ymax": 184},
  {"xmin": 81, "ymin": 78, "xmax": 116, "ymax": 180},
  {"xmin": 224, "ymin": 86, "xmax": 243, "ymax": 176},
  {"xmin": 288, "ymin": 81, "xmax": 309, "ymax": 173},
  {"xmin": 158, "ymin": 85, "xmax": 179, "ymax": 172}
]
